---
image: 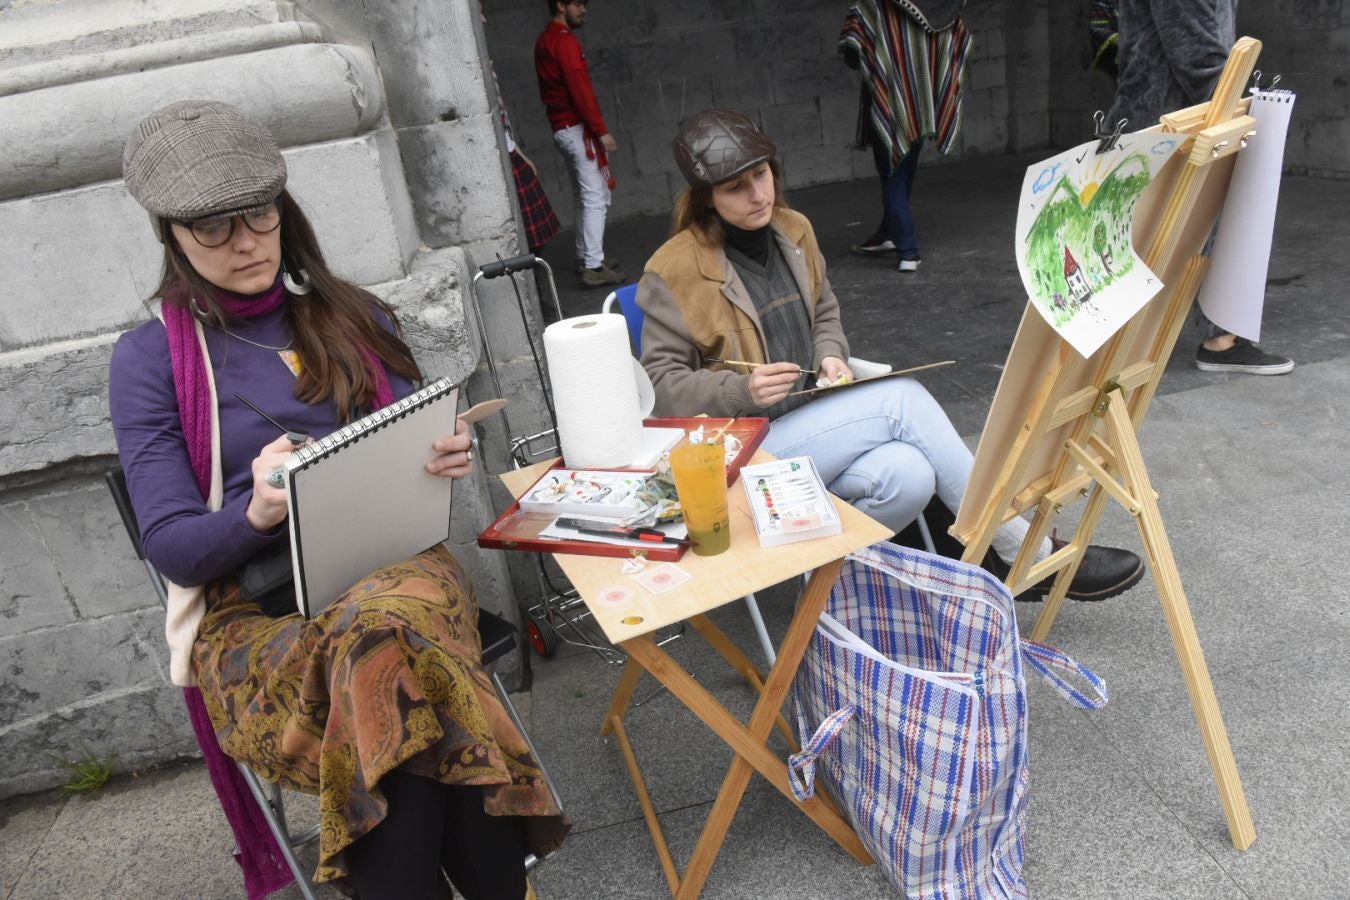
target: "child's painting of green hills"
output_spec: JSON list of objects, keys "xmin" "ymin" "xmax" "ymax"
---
[{"xmin": 1015, "ymin": 132, "xmax": 1181, "ymax": 357}]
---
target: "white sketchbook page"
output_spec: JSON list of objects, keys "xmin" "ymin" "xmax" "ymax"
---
[
  {"xmin": 1196, "ymin": 89, "xmax": 1296, "ymax": 341},
  {"xmin": 285, "ymin": 385, "xmax": 457, "ymax": 617},
  {"xmin": 1014, "ymin": 131, "xmax": 1181, "ymax": 358}
]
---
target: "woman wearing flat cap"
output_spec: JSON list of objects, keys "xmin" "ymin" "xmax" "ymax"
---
[
  {"xmin": 109, "ymin": 100, "xmax": 564, "ymax": 898},
  {"xmin": 638, "ymin": 107, "xmax": 1146, "ymax": 600}
]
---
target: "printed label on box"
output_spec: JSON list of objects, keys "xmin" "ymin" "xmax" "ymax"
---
[{"xmin": 741, "ymin": 457, "xmax": 842, "ymax": 547}]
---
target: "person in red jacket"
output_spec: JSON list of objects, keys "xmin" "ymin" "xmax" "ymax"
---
[{"xmin": 535, "ymin": 0, "xmax": 624, "ymax": 288}]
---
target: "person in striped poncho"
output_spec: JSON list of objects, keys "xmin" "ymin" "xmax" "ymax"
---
[{"xmin": 839, "ymin": 0, "xmax": 971, "ymax": 272}]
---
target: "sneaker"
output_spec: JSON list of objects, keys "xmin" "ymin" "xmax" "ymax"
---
[
  {"xmin": 574, "ymin": 257, "xmax": 619, "ymax": 274},
  {"xmin": 897, "ymin": 257, "xmax": 921, "ymax": 273},
  {"xmin": 1195, "ymin": 337, "xmax": 1294, "ymax": 375},
  {"xmin": 579, "ymin": 264, "xmax": 625, "ymax": 288},
  {"xmin": 849, "ymin": 234, "xmax": 895, "ymax": 256},
  {"xmin": 982, "ymin": 538, "xmax": 1144, "ymax": 602}
]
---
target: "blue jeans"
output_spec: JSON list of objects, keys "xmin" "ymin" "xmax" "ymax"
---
[
  {"xmin": 871, "ymin": 135, "xmax": 925, "ymax": 259},
  {"xmin": 761, "ymin": 378, "xmax": 1031, "ymax": 551}
]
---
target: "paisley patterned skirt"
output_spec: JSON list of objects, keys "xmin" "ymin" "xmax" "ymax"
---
[{"xmin": 192, "ymin": 546, "xmax": 567, "ymax": 884}]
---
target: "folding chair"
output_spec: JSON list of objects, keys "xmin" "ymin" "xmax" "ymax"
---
[
  {"xmin": 104, "ymin": 468, "xmax": 558, "ymax": 896},
  {"xmin": 603, "ymin": 282, "xmax": 939, "ymax": 666}
]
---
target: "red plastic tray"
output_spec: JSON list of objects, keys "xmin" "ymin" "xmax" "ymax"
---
[
  {"xmin": 641, "ymin": 416, "xmax": 768, "ymax": 486},
  {"xmin": 477, "ymin": 416, "xmax": 768, "ymax": 560}
]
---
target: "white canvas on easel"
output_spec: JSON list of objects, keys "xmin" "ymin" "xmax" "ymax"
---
[{"xmin": 284, "ymin": 379, "xmax": 461, "ymax": 618}]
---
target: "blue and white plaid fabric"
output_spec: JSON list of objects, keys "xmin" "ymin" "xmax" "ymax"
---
[{"xmin": 790, "ymin": 542, "xmax": 1106, "ymax": 899}]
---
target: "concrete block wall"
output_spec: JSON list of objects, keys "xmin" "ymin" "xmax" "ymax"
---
[
  {"xmin": 1238, "ymin": 1, "xmax": 1350, "ymax": 178},
  {"xmin": 1045, "ymin": 2, "xmax": 1118, "ymax": 153},
  {"xmin": 484, "ymin": 0, "xmax": 1045, "ymax": 227},
  {"xmin": 1045, "ymin": 2, "xmax": 1350, "ymax": 178},
  {"xmin": 486, "ymin": 0, "xmax": 1349, "ymax": 237}
]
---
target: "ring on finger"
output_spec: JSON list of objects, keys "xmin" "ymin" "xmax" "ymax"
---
[
  {"xmin": 266, "ymin": 467, "xmax": 285, "ymax": 489},
  {"xmin": 465, "ymin": 449, "xmax": 474, "ymax": 462}
]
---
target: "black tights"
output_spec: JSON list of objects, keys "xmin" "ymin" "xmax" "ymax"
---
[{"xmin": 346, "ymin": 770, "xmax": 527, "ymax": 900}]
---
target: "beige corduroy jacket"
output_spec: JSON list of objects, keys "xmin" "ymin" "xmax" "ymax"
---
[{"xmin": 636, "ymin": 208, "xmax": 849, "ymax": 418}]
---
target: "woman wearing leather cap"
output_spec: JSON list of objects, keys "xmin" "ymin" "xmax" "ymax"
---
[
  {"xmin": 108, "ymin": 100, "xmax": 564, "ymax": 898},
  {"xmin": 637, "ymin": 107, "xmax": 1146, "ymax": 600}
]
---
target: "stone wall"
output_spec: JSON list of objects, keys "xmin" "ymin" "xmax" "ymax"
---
[
  {"xmin": 490, "ymin": 0, "xmax": 1348, "ymax": 239},
  {"xmin": 0, "ymin": 0, "xmax": 545, "ymax": 799},
  {"xmin": 1238, "ymin": 0, "xmax": 1350, "ymax": 179},
  {"xmin": 1045, "ymin": 2, "xmax": 1350, "ymax": 178},
  {"xmin": 484, "ymin": 0, "xmax": 1047, "ymax": 228}
]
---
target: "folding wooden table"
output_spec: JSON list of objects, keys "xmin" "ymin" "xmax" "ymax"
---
[{"xmin": 501, "ymin": 453, "xmax": 890, "ymax": 898}]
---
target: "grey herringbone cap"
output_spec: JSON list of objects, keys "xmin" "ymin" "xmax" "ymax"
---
[
  {"xmin": 123, "ymin": 100, "xmax": 286, "ymax": 220},
  {"xmin": 673, "ymin": 108, "xmax": 776, "ymax": 187}
]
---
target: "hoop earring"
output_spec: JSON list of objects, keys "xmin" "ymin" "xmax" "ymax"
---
[
  {"xmin": 188, "ymin": 297, "xmax": 210, "ymax": 320},
  {"xmin": 281, "ymin": 263, "xmax": 312, "ymax": 296}
]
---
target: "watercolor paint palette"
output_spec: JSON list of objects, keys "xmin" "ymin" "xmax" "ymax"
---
[
  {"xmin": 740, "ymin": 456, "xmax": 841, "ymax": 547},
  {"xmin": 517, "ymin": 469, "xmax": 655, "ymax": 519}
]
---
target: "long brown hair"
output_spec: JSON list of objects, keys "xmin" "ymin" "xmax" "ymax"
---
[
  {"xmin": 152, "ymin": 191, "xmax": 422, "ymax": 421},
  {"xmin": 669, "ymin": 160, "xmax": 790, "ymax": 246}
]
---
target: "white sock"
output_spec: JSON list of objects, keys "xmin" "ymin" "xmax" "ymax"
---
[{"xmin": 991, "ymin": 518, "xmax": 1053, "ymax": 565}]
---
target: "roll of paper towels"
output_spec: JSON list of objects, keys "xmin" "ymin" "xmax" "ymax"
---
[{"xmin": 544, "ymin": 313, "xmax": 652, "ymax": 467}]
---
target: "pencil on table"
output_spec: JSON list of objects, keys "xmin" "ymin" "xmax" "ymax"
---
[{"xmin": 705, "ymin": 357, "xmax": 818, "ymax": 375}]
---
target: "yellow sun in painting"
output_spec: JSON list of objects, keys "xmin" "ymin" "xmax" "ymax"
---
[{"xmin": 1078, "ymin": 156, "xmax": 1109, "ymax": 206}]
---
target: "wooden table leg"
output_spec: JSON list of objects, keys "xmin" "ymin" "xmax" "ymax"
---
[
  {"xmin": 687, "ymin": 614, "xmax": 796, "ymax": 750},
  {"xmin": 616, "ymin": 559, "xmax": 871, "ymax": 898},
  {"xmin": 608, "ymin": 711, "xmax": 681, "ymax": 893},
  {"xmin": 600, "ymin": 656, "xmax": 644, "ymax": 737}
]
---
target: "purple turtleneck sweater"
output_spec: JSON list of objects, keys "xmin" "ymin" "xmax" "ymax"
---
[{"xmin": 109, "ymin": 297, "xmax": 414, "ymax": 586}]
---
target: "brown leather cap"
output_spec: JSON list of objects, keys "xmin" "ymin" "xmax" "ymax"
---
[{"xmin": 672, "ymin": 109, "xmax": 776, "ymax": 187}]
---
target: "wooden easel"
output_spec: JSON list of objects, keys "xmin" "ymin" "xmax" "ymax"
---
[{"xmin": 951, "ymin": 39, "xmax": 1265, "ymax": 850}]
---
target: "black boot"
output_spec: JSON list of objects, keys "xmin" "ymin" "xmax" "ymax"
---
[{"xmin": 982, "ymin": 538, "xmax": 1144, "ymax": 602}]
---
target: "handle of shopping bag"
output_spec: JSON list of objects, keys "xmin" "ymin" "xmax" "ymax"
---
[
  {"xmin": 478, "ymin": 254, "xmax": 539, "ymax": 279},
  {"xmin": 1021, "ymin": 640, "xmax": 1110, "ymax": 709},
  {"xmin": 787, "ymin": 705, "xmax": 858, "ymax": 801}
]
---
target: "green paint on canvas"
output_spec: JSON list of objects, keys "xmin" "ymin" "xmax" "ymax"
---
[{"xmin": 1024, "ymin": 153, "xmax": 1152, "ymax": 326}]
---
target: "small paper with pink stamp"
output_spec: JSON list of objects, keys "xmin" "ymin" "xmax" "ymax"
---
[
  {"xmin": 633, "ymin": 563, "xmax": 692, "ymax": 595},
  {"xmin": 597, "ymin": 585, "xmax": 635, "ymax": 606},
  {"xmin": 780, "ymin": 511, "xmax": 826, "ymax": 533}
]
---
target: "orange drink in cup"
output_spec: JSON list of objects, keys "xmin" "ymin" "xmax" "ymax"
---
[{"xmin": 668, "ymin": 443, "xmax": 731, "ymax": 556}]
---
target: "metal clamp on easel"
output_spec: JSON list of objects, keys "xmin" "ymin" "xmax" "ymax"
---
[
  {"xmin": 1249, "ymin": 69, "xmax": 1281, "ymax": 95},
  {"xmin": 1093, "ymin": 110, "xmax": 1127, "ymax": 154}
]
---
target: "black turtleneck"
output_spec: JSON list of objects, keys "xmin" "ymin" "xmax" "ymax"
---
[{"xmin": 719, "ymin": 216, "xmax": 771, "ymax": 267}]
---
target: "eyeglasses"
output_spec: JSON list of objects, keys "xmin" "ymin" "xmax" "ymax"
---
[{"xmin": 177, "ymin": 203, "xmax": 282, "ymax": 248}]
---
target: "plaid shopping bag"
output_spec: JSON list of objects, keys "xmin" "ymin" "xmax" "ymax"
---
[{"xmin": 789, "ymin": 542, "xmax": 1107, "ymax": 899}]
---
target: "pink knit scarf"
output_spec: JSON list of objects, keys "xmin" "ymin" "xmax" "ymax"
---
[
  {"xmin": 162, "ymin": 279, "xmax": 393, "ymax": 497},
  {"xmin": 162, "ymin": 276, "xmax": 393, "ymax": 898}
]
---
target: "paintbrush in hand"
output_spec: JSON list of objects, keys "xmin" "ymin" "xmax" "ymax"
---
[{"xmin": 705, "ymin": 357, "xmax": 818, "ymax": 375}]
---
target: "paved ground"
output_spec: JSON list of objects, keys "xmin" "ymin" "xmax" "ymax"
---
[{"xmin": 4, "ymin": 157, "xmax": 1348, "ymax": 899}]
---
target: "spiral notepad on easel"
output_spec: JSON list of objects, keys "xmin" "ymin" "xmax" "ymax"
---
[{"xmin": 284, "ymin": 377, "xmax": 461, "ymax": 618}]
